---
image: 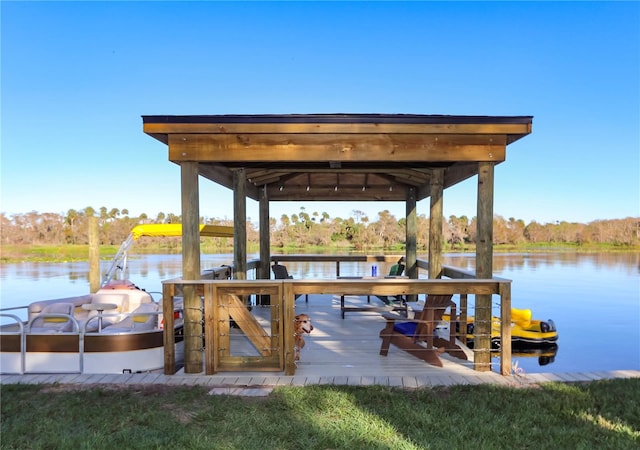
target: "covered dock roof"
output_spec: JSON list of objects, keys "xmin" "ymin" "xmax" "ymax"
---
[
  {"xmin": 143, "ymin": 113, "xmax": 533, "ymax": 373},
  {"xmin": 143, "ymin": 114, "xmax": 532, "ymax": 203}
]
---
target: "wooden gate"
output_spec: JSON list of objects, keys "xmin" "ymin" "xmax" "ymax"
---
[{"xmin": 203, "ymin": 282, "xmax": 291, "ymax": 374}]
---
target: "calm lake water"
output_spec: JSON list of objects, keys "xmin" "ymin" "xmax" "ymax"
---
[{"xmin": 1, "ymin": 252, "xmax": 638, "ymax": 375}]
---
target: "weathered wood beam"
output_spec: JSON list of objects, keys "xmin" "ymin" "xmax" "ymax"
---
[
  {"xmin": 445, "ymin": 162, "xmax": 488, "ymax": 188},
  {"xmin": 389, "ymin": 168, "xmax": 431, "ymax": 183},
  {"xmin": 198, "ymin": 164, "xmax": 260, "ymax": 200},
  {"xmin": 246, "ymin": 171, "xmax": 290, "ymax": 185},
  {"xmin": 198, "ymin": 163, "xmax": 233, "ymax": 187},
  {"xmin": 416, "ymin": 161, "xmax": 500, "ymax": 200},
  {"xmin": 168, "ymin": 134, "xmax": 506, "ymax": 163}
]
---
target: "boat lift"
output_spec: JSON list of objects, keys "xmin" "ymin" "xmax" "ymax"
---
[{"xmin": 102, "ymin": 224, "xmax": 234, "ymax": 286}]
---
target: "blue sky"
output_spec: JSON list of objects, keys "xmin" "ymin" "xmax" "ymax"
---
[{"xmin": 2, "ymin": 1, "xmax": 638, "ymax": 226}]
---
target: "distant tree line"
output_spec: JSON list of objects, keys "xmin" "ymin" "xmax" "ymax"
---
[{"xmin": 1, "ymin": 207, "xmax": 638, "ymax": 250}]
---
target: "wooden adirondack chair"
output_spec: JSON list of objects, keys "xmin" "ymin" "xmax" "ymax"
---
[
  {"xmin": 379, "ymin": 294, "xmax": 467, "ymax": 367},
  {"xmin": 376, "ymin": 262, "xmax": 406, "ymax": 307},
  {"xmin": 272, "ymin": 263, "xmax": 308, "ymax": 302}
]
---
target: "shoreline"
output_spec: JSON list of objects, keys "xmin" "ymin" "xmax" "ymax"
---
[{"xmin": 2, "ymin": 243, "xmax": 639, "ymax": 264}]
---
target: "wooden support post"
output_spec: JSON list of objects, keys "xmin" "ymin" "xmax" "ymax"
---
[
  {"xmin": 259, "ymin": 185, "xmax": 270, "ymax": 305},
  {"xmin": 405, "ymin": 187, "xmax": 418, "ymax": 302},
  {"xmin": 88, "ymin": 216, "xmax": 100, "ymax": 293},
  {"xmin": 204, "ymin": 283, "xmax": 216, "ymax": 375},
  {"xmin": 259, "ymin": 185, "xmax": 270, "ymax": 280},
  {"xmin": 233, "ymin": 169, "xmax": 247, "ymax": 281},
  {"xmin": 475, "ymin": 161, "xmax": 494, "ymax": 371},
  {"xmin": 429, "ymin": 168, "xmax": 444, "ymax": 279},
  {"xmin": 181, "ymin": 162, "xmax": 202, "ymax": 373},
  {"xmin": 406, "ymin": 187, "xmax": 417, "ymax": 279}
]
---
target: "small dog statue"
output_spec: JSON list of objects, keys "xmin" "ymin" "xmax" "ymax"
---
[{"xmin": 294, "ymin": 313, "xmax": 314, "ymax": 361}]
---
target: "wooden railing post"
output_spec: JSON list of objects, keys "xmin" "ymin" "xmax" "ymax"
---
[
  {"xmin": 283, "ymin": 281, "xmax": 296, "ymax": 375},
  {"xmin": 162, "ymin": 282, "xmax": 176, "ymax": 375},
  {"xmin": 204, "ymin": 283, "xmax": 216, "ymax": 375},
  {"xmin": 459, "ymin": 294, "xmax": 468, "ymax": 345},
  {"xmin": 499, "ymin": 282, "xmax": 512, "ymax": 375}
]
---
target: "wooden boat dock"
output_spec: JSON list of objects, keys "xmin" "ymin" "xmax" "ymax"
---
[{"xmin": 2, "ymin": 294, "xmax": 637, "ymax": 395}]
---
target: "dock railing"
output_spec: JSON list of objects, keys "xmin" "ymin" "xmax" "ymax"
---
[{"xmin": 162, "ymin": 255, "xmax": 512, "ymax": 376}]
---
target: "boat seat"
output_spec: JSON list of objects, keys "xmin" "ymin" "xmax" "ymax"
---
[
  {"xmin": 81, "ymin": 293, "xmax": 130, "ymax": 332},
  {"xmin": 101, "ymin": 303, "xmax": 159, "ymax": 333},
  {"xmin": 29, "ymin": 302, "xmax": 76, "ymax": 333},
  {"xmin": 28, "ymin": 294, "xmax": 92, "ymax": 321},
  {"xmin": 119, "ymin": 288, "xmax": 154, "ymax": 312}
]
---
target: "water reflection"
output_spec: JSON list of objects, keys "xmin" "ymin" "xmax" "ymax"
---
[
  {"xmin": 512, "ymin": 344, "xmax": 559, "ymax": 367},
  {"xmin": 490, "ymin": 345, "xmax": 559, "ymax": 370},
  {"xmin": 438, "ymin": 251, "xmax": 640, "ymax": 274}
]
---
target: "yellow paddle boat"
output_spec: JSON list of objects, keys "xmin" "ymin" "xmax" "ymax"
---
[{"xmin": 446, "ymin": 307, "xmax": 558, "ymax": 349}]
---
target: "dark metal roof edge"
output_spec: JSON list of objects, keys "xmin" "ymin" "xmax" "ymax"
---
[{"xmin": 142, "ymin": 114, "xmax": 533, "ymax": 125}]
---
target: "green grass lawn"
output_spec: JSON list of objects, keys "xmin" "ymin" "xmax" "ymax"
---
[{"xmin": 1, "ymin": 379, "xmax": 638, "ymax": 449}]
